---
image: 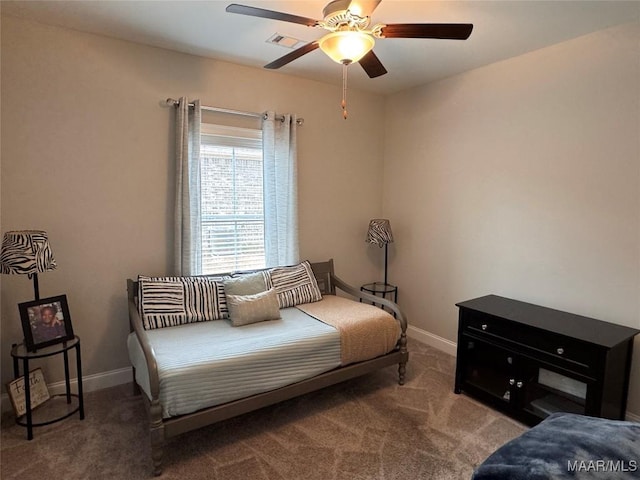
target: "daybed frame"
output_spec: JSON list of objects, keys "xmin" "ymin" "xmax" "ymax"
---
[{"xmin": 127, "ymin": 259, "xmax": 409, "ymax": 476}]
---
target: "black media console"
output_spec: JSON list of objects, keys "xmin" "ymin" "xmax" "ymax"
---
[{"xmin": 454, "ymin": 294, "xmax": 639, "ymax": 426}]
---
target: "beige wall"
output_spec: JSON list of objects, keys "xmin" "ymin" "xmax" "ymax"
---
[
  {"xmin": 4, "ymin": 13, "xmax": 639, "ymax": 418},
  {"xmin": 383, "ymin": 22, "xmax": 640, "ymax": 415},
  {"xmin": 0, "ymin": 16, "xmax": 385, "ymax": 385}
]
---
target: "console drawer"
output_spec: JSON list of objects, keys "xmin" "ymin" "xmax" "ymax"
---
[{"xmin": 463, "ymin": 311, "xmax": 599, "ymax": 373}]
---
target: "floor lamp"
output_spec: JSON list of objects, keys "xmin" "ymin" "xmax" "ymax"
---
[{"xmin": 366, "ymin": 219, "xmax": 394, "ymax": 285}]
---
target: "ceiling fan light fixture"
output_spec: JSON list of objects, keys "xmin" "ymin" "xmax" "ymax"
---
[
  {"xmin": 319, "ymin": 31, "xmax": 375, "ymax": 64},
  {"xmin": 227, "ymin": 1, "xmax": 474, "ymax": 118}
]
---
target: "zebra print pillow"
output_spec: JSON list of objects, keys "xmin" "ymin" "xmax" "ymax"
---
[
  {"xmin": 265, "ymin": 261, "xmax": 322, "ymax": 308},
  {"xmin": 137, "ymin": 275, "xmax": 229, "ymax": 330}
]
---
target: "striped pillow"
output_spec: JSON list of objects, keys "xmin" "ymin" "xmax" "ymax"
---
[
  {"xmin": 138, "ymin": 275, "xmax": 229, "ymax": 330},
  {"xmin": 266, "ymin": 261, "xmax": 322, "ymax": 308}
]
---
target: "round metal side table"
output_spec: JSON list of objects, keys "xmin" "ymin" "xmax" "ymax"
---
[
  {"xmin": 360, "ymin": 282, "xmax": 398, "ymax": 316},
  {"xmin": 11, "ymin": 336, "xmax": 85, "ymax": 440}
]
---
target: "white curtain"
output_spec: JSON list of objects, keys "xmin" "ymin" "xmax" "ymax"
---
[
  {"xmin": 174, "ymin": 97, "xmax": 202, "ymax": 275},
  {"xmin": 262, "ymin": 112, "xmax": 299, "ymax": 267}
]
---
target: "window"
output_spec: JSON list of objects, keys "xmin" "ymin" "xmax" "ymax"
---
[
  {"xmin": 175, "ymin": 106, "xmax": 297, "ymax": 276},
  {"xmin": 200, "ymin": 123, "xmax": 265, "ymax": 274}
]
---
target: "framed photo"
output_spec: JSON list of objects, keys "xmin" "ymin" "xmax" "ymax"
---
[
  {"xmin": 18, "ymin": 295, "xmax": 74, "ymax": 352},
  {"xmin": 6, "ymin": 368, "xmax": 50, "ymax": 417}
]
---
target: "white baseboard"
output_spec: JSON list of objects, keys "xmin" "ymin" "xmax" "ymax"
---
[
  {"xmin": 407, "ymin": 324, "xmax": 458, "ymax": 357},
  {"xmin": 2, "ymin": 366, "xmax": 132, "ymax": 414}
]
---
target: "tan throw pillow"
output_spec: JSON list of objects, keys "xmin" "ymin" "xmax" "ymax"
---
[
  {"xmin": 224, "ymin": 271, "xmax": 268, "ymax": 296},
  {"xmin": 227, "ymin": 289, "xmax": 281, "ymax": 327}
]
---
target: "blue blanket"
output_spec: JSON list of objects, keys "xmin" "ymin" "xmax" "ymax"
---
[{"xmin": 472, "ymin": 413, "xmax": 640, "ymax": 479}]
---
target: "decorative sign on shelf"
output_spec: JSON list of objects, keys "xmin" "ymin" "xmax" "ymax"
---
[{"xmin": 6, "ymin": 368, "xmax": 50, "ymax": 417}]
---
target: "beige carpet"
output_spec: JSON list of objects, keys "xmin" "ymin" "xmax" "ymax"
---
[{"xmin": 1, "ymin": 341, "xmax": 527, "ymax": 479}]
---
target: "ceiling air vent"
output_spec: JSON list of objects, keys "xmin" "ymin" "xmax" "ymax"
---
[{"xmin": 266, "ymin": 33, "xmax": 305, "ymax": 49}]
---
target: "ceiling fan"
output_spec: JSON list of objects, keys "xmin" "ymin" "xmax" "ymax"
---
[{"xmin": 226, "ymin": 0, "xmax": 473, "ymax": 117}]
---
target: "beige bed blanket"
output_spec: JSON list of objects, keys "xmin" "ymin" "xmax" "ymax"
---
[{"xmin": 296, "ymin": 295, "xmax": 401, "ymax": 365}]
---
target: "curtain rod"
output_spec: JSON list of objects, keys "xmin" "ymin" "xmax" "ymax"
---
[{"xmin": 165, "ymin": 98, "xmax": 304, "ymax": 125}]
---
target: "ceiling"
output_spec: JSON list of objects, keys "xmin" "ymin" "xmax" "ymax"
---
[{"xmin": 2, "ymin": 1, "xmax": 639, "ymax": 95}]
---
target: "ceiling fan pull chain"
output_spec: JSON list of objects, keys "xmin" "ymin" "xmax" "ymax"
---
[{"xmin": 342, "ymin": 62, "xmax": 348, "ymax": 119}]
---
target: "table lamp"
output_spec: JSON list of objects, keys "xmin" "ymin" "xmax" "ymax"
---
[
  {"xmin": 0, "ymin": 230, "xmax": 57, "ymax": 300},
  {"xmin": 366, "ymin": 219, "xmax": 394, "ymax": 285}
]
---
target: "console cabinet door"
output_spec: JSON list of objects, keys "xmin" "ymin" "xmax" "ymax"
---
[
  {"xmin": 457, "ymin": 335, "xmax": 515, "ymax": 412},
  {"xmin": 457, "ymin": 334, "xmax": 598, "ymax": 424},
  {"xmin": 514, "ymin": 355, "xmax": 596, "ymax": 425}
]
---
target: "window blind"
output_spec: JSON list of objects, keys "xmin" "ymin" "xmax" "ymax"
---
[{"xmin": 200, "ymin": 124, "xmax": 265, "ymax": 273}]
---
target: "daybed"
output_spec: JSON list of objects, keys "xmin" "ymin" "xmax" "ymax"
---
[
  {"xmin": 472, "ymin": 412, "xmax": 640, "ymax": 480},
  {"xmin": 127, "ymin": 259, "xmax": 408, "ymax": 476}
]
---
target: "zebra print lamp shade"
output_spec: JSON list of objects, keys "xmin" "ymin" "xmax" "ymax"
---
[
  {"xmin": 0, "ymin": 230, "xmax": 56, "ymax": 299},
  {"xmin": 366, "ymin": 219, "xmax": 394, "ymax": 286},
  {"xmin": 366, "ymin": 219, "xmax": 394, "ymax": 247}
]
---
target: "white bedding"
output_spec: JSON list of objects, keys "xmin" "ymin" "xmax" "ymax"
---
[{"xmin": 127, "ymin": 307, "xmax": 341, "ymax": 418}]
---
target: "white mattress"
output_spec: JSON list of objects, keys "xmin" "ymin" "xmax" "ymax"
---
[{"xmin": 127, "ymin": 307, "xmax": 341, "ymax": 418}]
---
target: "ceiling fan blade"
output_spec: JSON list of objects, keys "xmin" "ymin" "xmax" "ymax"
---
[
  {"xmin": 264, "ymin": 41, "xmax": 320, "ymax": 69},
  {"xmin": 347, "ymin": 0, "xmax": 382, "ymax": 18},
  {"xmin": 226, "ymin": 4, "xmax": 320, "ymax": 27},
  {"xmin": 358, "ymin": 50, "xmax": 387, "ymax": 78},
  {"xmin": 380, "ymin": 23, "xmax": 473, "ymax": 40}
]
